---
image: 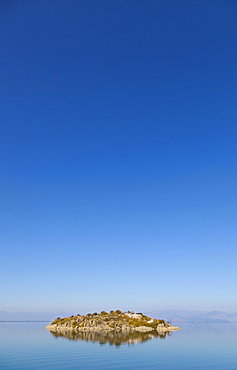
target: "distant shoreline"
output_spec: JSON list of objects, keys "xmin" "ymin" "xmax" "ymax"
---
[{"xmin": 0, "ymin": 320, "xmax": 49, "ymax": 323}]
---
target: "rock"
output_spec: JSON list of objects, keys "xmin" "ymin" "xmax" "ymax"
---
[
  {"xmin": 157, "ymin": 323, "xmax": 180, "ymax": 332},
  {"xmin": 135, "ymin": 326, "xmax": 153, "ymax": 332}
]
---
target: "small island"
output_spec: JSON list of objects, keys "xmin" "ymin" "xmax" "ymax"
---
[{"xmin": 46, "ymin": 310, "xmax": 180, "ymax": 333}]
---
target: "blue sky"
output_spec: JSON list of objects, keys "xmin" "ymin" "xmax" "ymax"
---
[{"xmin": 1, "ymin": 0, "xmax": 237, "ymax": 314}]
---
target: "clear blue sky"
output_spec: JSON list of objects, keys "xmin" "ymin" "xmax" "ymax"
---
[{"xmin": 1, "ymin": 0, "xmax": 237, "ymax": 314}]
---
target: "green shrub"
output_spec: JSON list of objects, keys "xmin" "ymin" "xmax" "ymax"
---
[
  {"xmin": 100, "ymin": 311, "xmax": 108, "ymax": 316},
  {"xmin": 51, "ymin": 317, "xmax": 62, "ymax": 325},
  {"xmin": 128, "ymin": 319, "xmax": 148, "ymax": 327},
  {"xmin": 72, "ymin": 321, "xmax": 77, "ymax": 328}
]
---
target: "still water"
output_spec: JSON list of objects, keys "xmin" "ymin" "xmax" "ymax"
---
[{"xmin": 0, "ymin": 322, "xmax": 237, "ymax": 369}]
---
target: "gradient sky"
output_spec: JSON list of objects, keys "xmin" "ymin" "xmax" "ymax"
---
[{"xmin": 1, "ymin": 0, "xmax": 237, "ymax": 314}]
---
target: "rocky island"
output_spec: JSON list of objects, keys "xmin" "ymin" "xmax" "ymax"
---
[{"xmin": 46, "ymin": 310, "xmax": 180, "ymax": 334}]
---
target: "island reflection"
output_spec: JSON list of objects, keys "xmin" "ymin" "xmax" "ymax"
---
[{"xmin": 49, "ymin": 329, "xmax": 172, "ymax": 346}]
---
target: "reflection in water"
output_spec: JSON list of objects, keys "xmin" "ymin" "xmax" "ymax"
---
[{"xmin": 49, "ymin": 329, "xmax": 172, "ymax": 346}]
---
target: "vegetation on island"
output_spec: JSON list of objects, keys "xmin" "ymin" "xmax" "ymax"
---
[{"xmin": 47, "ymin": 310, "xmax": 175, "ymax": 333}]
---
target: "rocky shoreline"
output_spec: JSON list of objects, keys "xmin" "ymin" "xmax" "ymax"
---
[{"xmin": 46, "ymin": 310, "xmax": 180, "ymax": 334}]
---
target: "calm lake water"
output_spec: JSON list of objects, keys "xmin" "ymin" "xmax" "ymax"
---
[{"xmin": 0, "ymin": 322, "xmax": 237, "ymax": 369}]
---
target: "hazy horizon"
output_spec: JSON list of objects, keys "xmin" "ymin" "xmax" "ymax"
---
[{"xmin": 1, "ymin": 307, "xmax": 237, "ymax": 315}]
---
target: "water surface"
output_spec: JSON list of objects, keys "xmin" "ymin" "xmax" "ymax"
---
[{"xmin": 0, "ymin": 322, "xmax": 237, "ymax": 369}]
